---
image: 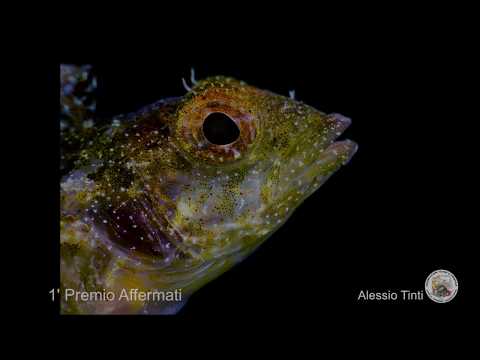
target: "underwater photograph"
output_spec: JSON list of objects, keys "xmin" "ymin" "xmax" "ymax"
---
[{"xmin": 53, "ymin": 30, "xmax": 471, "ymax": 316}]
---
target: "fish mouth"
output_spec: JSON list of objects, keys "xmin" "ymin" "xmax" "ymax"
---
[
  {"xmin": 323, "ymin": 112, "xmax": 357, "ymax": 163},
  {"xmin": 276, "ymin": 112, "xmax": 357, "ymax": 202},
  {"xmin": 306, "ymin": 112, "xmax": 357, "ymax": 185},
  {"xmin": 312, "ymin": 111, "xmax": 356, "ymax": 154}
]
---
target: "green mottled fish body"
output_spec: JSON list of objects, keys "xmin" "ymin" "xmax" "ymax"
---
[{"xmin": 60, "ymin": 65, "xmax": 357, "ymax": 314}]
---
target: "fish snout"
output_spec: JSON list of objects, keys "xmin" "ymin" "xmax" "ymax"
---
[{"xmin": 274, "ymin": 112, "xmax": 357, "ymax": 202}]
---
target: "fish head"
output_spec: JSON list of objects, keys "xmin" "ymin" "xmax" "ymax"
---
[
  {"xmin": 60, "ymin": 74, "xmax": 357, "ymax": 313},
  {"xmin": 170, "ymin": 76, "xmax": 357, "ymax": 263}
]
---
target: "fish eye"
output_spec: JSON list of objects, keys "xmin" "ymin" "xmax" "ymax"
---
[
  {"xmin": 202, "ymin": 112, "xmax": 240, "ymax": 145},
  {"xmin": 177, "ymin": 95, "xmax": 257, "ymax": 163}
]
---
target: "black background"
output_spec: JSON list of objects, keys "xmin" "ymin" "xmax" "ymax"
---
[{"xmin": 51, "ymin": 13, "xmax": 475, "ymax": 318}]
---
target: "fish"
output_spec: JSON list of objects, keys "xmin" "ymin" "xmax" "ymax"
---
[{"xmin": 60, "ymin": 64, "xmax": 357, "ymax": 314}]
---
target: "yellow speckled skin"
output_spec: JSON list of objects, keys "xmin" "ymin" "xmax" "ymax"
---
[{"xmin": 60, "ymin": 67, "xmax": 357, "ymax": 314}]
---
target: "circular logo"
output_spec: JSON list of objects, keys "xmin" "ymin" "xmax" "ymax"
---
[{"xmin": 425, "ymin": 270, "xmax": 458, "ymax": 303}]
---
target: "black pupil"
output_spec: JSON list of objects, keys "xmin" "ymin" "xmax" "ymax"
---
[{"xmin": 202, "ymin": 112, "xmax": 240, "ymax": 145}]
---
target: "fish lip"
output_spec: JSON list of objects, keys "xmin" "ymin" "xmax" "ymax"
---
[
  {"xmin": 314, "ymin": 112, "xmax": 353, "ymax": 155},
  {"xmin": 326, "ymin": 138, "xmax": 358, "ymax": 164},
  {"xmin": 329, "ymin": 112, "xmax": 352, "ymax": 138},
  {"xmin": 309, "ymin": 112, "xmax": 357, "ymax": 168},
  {"xmin": 324, "ymin": 113, "xmax": 357, "ymax": 163},
  {"xmin": 330, "ymin": 112, "xmax": 351, "ymax": 126}
]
